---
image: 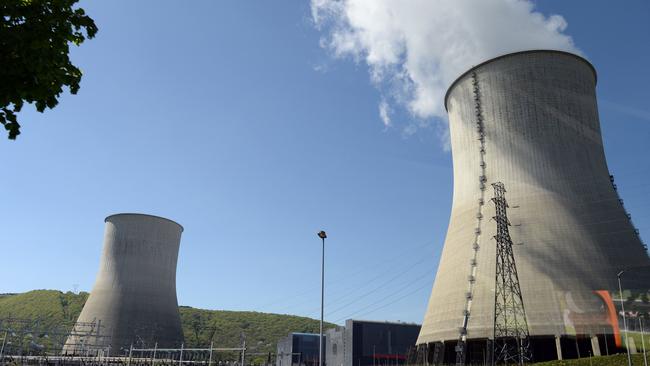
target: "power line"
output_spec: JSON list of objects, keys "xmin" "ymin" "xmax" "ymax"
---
[
  {"xmin": 269, "ymin": 240, "xmax": 436, "ymax": 314},
  {"xmin": 278, "ymin": 252, "xmax": 433, "ymax": 316},
  {"xmin": 255, "ymin": 239, "xmax": 436, "ymax": 312},
  {"xmin": 323, "ymin": 256, "xmax": 431, "ymax": 317},
  {"xmin": 330, "ymin": 267, "xmax": 435, "ymax": 322},
  {"xmin": 333, "ymin": 278, "xmax": 433, "ymax": 324}
]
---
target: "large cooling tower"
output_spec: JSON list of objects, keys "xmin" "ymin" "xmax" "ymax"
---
[
  {"xmin": 64, "ymin": 213, "xmax": 184, "ymax": 354},
  {"xmin": 417, "ymin": 50, "xmax": 650, "ymax": 361}
]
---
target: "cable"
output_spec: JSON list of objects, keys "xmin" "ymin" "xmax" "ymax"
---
[
  {"xmin": 333, "ymin": 278, "xmax": 433, "ymax": 324},
  {"xmin": 329, "ymin": 266, "xmax": 434, "ymax": 320},
  {"xmin": 274, "ymin": 249, "xmax": 433, "ymax": 315},
  {"xmin": 323, "ymin": 256, "xmax": 431, "ymax": 317},
  {"xmin": 252, "ymin": 238, "xmax": 436, "ymax": 311}
]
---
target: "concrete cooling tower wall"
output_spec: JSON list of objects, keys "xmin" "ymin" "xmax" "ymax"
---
[
  {"xmin": 417, "ymin": 50, "xmax": 650, "ymax": 361},
  {"xmin": 63, "ymin": 213, "xmax": 184, "ymax": 354}
]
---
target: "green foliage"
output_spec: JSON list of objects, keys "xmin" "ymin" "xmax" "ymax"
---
[
  {"xmin": 0, "ymin": 290, "xmax": 89, "ymax": 353},
  {"xmin": 0, "ymin": 290, "xmax": 335, "ymax": 363},
  {"xmin": 534, "ymin": 353, "xmax": 648, "ymax": 366},
  {"xmin": 179, "ymin": 306, "xmax": 335, "ymax": 363},
  {"xmin": 0, "ymin": 0, "xmax": 97, "ymax": 139},
  {"xmin": 0, "ymin": 289, "xmax": 88, "ymax": 329},
  {"xmin": 626, "ymin": 331, "xmax": 650, "ymax": 353},
  {"xmin": 642, "ymin": 293, "xmax": 650, "ymax": 304}
]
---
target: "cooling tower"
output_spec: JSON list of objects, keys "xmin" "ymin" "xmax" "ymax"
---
[
  {"xmin": 417, "ymin": 50, "xmax": 650, "ymax": 362},
  {"xmin": 64, "ymin": 213, "xmax": 184, "ymax": 354}
]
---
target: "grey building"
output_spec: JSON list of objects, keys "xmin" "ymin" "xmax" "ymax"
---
[
  {"xmin": 63, "ymin": 213, "xmax": 185, "ymax": 354},
  {"xmin": 326, "ymin": 320, "xmax": 421, "ymax": 366},
  {"xmin": 417, "ymin": 50, "xmax": 650, "ymax": 363},
  {"xmin": 277, "ymin": 333, "xmax": 325, "ymax": 366}
]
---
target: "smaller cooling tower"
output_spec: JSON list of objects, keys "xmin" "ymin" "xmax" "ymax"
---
[{"xmin": 64, "ymin": 213, "xmax": 184, "ymax": 354}]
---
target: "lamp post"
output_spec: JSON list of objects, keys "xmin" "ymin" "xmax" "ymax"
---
[
  {"xmin": 317, "ymin": 231, "xmax": 327, "ymax": 366},
  {"xmin": 618, "ymin": 270, "xmax": 632, "ymax": 366},
  {"xmin": 639, "ymin": 318, "xmax": 647, "ymax": 366}
]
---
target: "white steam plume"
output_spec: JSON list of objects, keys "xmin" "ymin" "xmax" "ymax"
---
[
  {"xmin": 311, "ymin": 0, "xmax": 579, "ymax": 136},
  {"xmin": 379, "ymin": 99, "xmax": 391, "ymax": 127}
]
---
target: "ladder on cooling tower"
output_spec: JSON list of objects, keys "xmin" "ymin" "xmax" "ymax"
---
[{"xmin": 455, "ymin": 71, "xmax": 488, "ymax": 366}]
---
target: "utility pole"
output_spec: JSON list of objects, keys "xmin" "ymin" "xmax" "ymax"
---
[
  {"xmin": 179, "ymin": 343, "xmax": 184, "ymax": 366},
  {"xmin": 317, "ymin": 231, "xmax": 327, "ymax": 366},
  {"xmin": 209, "ymin": 341, "xmax": 213, "ymax": 366},
  {"xmin": 96, "ymin": 319, "xmax": 101, "ymax": 358},
  {"xmin": 618, "ymin": 271, "xmax": 632, "ymax": 366},
  {"xmin": 0, "ymin": 330, "xmax": 7, "ymax": 363},
  {"xmin": 640, "ymin": 318, "xmax": 648, "ymax": 366},
  {"xmin": 241, "ymin": 334, "xmax": 247, "ymax": 366}
]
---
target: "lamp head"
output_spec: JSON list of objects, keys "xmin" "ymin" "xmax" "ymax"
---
[{"xmin": 317, "ymin": 231, "xmax": 327, "ymax": 239}]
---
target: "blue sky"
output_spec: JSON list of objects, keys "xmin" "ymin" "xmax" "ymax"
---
[{"xmin": 1, "ymin": 1, "xmax": 649, "ymax": 325}]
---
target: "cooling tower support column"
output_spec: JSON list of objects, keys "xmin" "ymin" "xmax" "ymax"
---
[
  {"xmin": 555, "ymin": 337, "xmax": 563, "ymax": 360},
  {"xmin": 63, "ymin": 213, "xmax": 185, "ymax": 354},
  {"xmin": 491, "ymin": 182, "xmax": 531, "ymax": 365}
]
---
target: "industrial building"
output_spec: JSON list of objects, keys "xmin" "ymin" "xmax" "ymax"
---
[
  {"xmin": 63, "ymin": 213, "xmax": 185, "ymax": 354},
  {"xmin": 417, "ymin": 50, "xmax": 650, "ymax": 363},
  {"xmin": 277, "ymin": 332, "xmax": 325, "ymax": 366},
  {"xmin": 326, "ymin": 320, "xmax": 421, "ymax": 366}
]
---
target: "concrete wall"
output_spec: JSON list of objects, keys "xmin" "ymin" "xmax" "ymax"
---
[
  {"xmin": 326, "ymin": 327, "xmax": 346, "ymax": 366},
  {"xmin": 63, "ymin": 213, "xmax": 184, "ymax": 353},
  {"xmin": 277, "ymin": 334, "xmax": 294, "ymax": 366},
  {"xmin": 344, "ymin": 320, "xmax": 354, "ymax": 366},
  {"xmin": 418, "ymin": 50, "xmax": 650, "ymax": 344}
]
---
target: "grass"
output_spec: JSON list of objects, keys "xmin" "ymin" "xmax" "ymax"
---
[
  {"xmin": 626, "ymin": 332, "xmax": 650, "ymax": 353},
  {"xmin": 534, "ymin": 353, "xmax": 648, "ymax": 366}
]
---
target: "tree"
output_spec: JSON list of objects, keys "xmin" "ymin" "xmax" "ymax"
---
[
  {"xmin": 0, "ymin": 0, "xmax": 97, "ymax": 139},
  {"xmin": 642, "ymin": 291, "xmax": 650, "ymax": 304}
]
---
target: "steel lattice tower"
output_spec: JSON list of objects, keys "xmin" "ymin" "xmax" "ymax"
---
[{"xmin": 491, "ymin": 182, "xmax": 531, "ymax": 365}]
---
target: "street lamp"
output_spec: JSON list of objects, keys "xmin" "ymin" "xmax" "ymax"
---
[
  {"xmin": 639, "ymin": 317, "xmax": 648, "ymax": 366},
  {"xmin": 618, "ymin": 270, "xmax": 632, "ymax": 366},
  {"xmin": 317, "ymin": 231, "xmax": 327, "ymax": 366}
]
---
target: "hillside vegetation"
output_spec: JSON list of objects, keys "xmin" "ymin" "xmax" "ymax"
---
[
  {"xmin": 0, "ymin": 290, "xmax": 334, "ymax": 358},
  {"xmin": 0, "ymin": 290, "xmax": 88, "ymax": 329}
]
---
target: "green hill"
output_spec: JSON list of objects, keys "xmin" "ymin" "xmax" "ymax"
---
[
  {"xmin": 0, "ymin": 290, "xmax": 334, "ymax": 360},
  {"xmin": 0, "ymin": 290, "xmax": 89, "ymax": 333}
]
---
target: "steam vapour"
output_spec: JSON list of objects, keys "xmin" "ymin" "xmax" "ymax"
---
[{"xmin": 311, "ymin": 0, "xmax": 579, "ymax": 135}]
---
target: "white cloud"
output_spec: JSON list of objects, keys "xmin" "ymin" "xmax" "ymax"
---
[
  {"xmin": 379, "ymin": 99, "xmax": 391, "ymax": 127},
  {"xmin": 311, "ymin": 0, "xmax": 579, "ymax": 138}
]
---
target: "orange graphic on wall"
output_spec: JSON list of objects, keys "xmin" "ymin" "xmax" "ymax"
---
[{"xmin": 595, "ymin": 290, "xmax": 622, "ymax": 347}]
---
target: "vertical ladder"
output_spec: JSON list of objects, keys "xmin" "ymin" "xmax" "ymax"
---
[{"xmin": 455, "ymin": 71, "xmax": 488, "ymax": 366}]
